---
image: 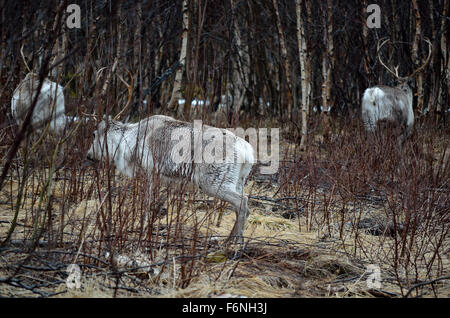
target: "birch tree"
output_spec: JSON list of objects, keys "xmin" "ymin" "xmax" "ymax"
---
[
  {"xmin": 231, "ymin": 0, "xmax": 250, "ymax": 123},
  {"xmin": 361, "ymin": 0, "xmax": 370, "ymax": 78},
  {"xmin": 154, "ymin": 9, "xmax": 168, "ymax": 109},
  {"xmin": 169, "ymin": 0, "xmax": 190, "ymax": 116},
  {"xmin": 82, "ymin": 9, "xmax": 97, "ymax": 96},
  {"xmin": 296, "ymin": 0, "xmax": 311, "ymax": 151},
  {"xmin": 411, "ymin": 0, "xmax": 425, "ymax": 115},
  {"xmin": 49, "ymin": 2, "xmax": 66, "ymax": 81},
  {"xmin": 101, "ymin": 5, "xmax": 122, "ymax": 98},
  {"xmin": 133, "ymin": 2, "xmax": 142, "ymax": 113},
  {"xmin": 321, "ymin": 0, "xmax": 334, "ymax": 138},
  {"xmin": 185, "ymin": 0, "xmax": 208, "ymax": 118}
]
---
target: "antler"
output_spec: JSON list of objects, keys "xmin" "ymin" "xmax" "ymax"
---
[
  {"xmin": 96, "ymin": 67, "xmax": 108, "ymax": 81},
  {"xmin": 406, "ymin": 37, "xmax": 432, "ymax": 79},
  {"xmin": 113, "ymin": 70, "xmax": 133, "ymax": 121},
  {"xmin": 81, "ymin": 111, "xmax": 99, "ymax": 122},
  {"xmin": 377, "ymin": 37, "xmax": 432, "ymax": 81},
  {"xmin": 20, "ymin": 43, "xmax": 32, "ymax": 73},
  {"xmin": 377, "ymin": 37, "xmax": 403, "ymax": 80}
]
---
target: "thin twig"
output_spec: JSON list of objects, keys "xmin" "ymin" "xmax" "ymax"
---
[{"xmin": 404, "ymin": 275, "xmax": 450, "ymax": 298}]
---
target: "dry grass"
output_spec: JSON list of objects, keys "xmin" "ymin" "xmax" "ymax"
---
[{"xmin": 0, "ymin": 116, "xmax": 448, "ymax": 298}]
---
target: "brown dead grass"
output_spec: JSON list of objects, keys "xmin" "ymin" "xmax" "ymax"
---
[{"xmin": 0, "ymin": 125, "xmax": 448, "ymax": 298}]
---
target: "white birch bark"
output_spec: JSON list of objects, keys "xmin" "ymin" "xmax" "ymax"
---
[
  {"xmin": 169, "ymin": 0, "xmax": 190, "ymax": 115},
  {"xmin": 321, "ymin": 0, "xmax": 334, "ymax": 137},
  {"xmin": 296, "ymin": 0, "xmax": 310, "ymax": 151}
]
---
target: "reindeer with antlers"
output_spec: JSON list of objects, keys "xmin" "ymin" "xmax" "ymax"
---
[{"xmin": 361, "ymin": 38, "xmax": 432, "ymax": 148}]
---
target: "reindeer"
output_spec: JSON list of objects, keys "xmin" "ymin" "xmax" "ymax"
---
[
  {"xmin": 362, "ymin": 38, "xmax": 432, "ymax": 148},
  {"xmin": 86, "ymin": 114, "xmax": 255, "ymax": 243},
  {"xmin": 11, "ymin": 66, "xmax": 133, "ymax": 136},
  {"xmin": 11, "ymin": 72, "xmax": 68, "ymax": 135},
  {"xmin": 10, "ymin": 42, "xmax": 74, "ymax": 135}
]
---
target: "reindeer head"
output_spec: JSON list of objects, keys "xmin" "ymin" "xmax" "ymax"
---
[
  {"xmin": 396, "ymin": 82, "xmax": 413, "ymax": 104},
  {"xmin": 86, "ymin": 116, "xmax": 125, "ymax": 163},
  {"xmin": 86, "ymin": 70, "xmax": 133, "ymax": 163}
]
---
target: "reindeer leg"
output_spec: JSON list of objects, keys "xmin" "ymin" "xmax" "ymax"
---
[
  {"xmin": 226, "ymin": 194, "xmax": 250, "ymax": 260},
  {"xmin": 218, "ymin": 190, "xmax": 249, "ymax": 245}
]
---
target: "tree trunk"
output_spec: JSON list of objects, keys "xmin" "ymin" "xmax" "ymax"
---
[
  {"xmin": 51, "ymin": 30, "xmax": 67, "ymax": 81},
  {"xmin": 185, "ymin": 0, "xmax": 207, "ymax": 118},
  {"xmin": 134, "ymin": 2, "xmax": 142, "ymax": 116},
  {"xmin": 50, "ymin": 2, "xmax": 66, "ymax": 80},
  {"xmin": 153, "ymin": 12, "xmax": 165, "ymax": 110},
  {"xmin": 412, "ymin": 0, "xmax": 425, "ymax": 116},
  {"xmin": 361, "ymin": 0, "xmax": 370, "ymax": 79},
  {"xmin": 231, "ymin": 0, "xmax": 250, "ymax": 124},
  {"xmin": 272, "ymin": 0, "xmax": 293, "ymax": 120},
  {"xmin": 83, "ymin": 11, "xmax": 97, "ymax": 96},
  {"xmin": 321, "ymin": 0, "xmax": 334, "ymax": 139},
  {"xmin": 169, "ymin": 0, "xmax": 190, "ymax": 116},
  {"xmin": 428, "ymin": 0, "xmax": 439, "ymax": 118},
  {"xmin": 296, "ymin": 0, "xmax": 310, "ymax": 151},
  {"xmin": 101, "ymin": 5, "xmax": 122, "ymax": 100}
]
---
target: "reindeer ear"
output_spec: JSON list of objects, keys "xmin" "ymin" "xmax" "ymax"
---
[{"xmin": 101, "ymin": 114, "xmax": 113, "ymax": 122}]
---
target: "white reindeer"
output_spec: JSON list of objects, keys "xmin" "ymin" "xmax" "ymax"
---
[
  {"xmin": 11, "ymin": 69, "xmax": 133, "ymax": 136},
  {"xmin": 11, "ymin": 72, "xmax": 68, "ymax": 134},
  {"xmin": 86, "ymin": 115, "xmax": 255, "ymax": 243},
  {"xmin": 362, "ymin": 38, "xmax": 431, "ymax": 148}
]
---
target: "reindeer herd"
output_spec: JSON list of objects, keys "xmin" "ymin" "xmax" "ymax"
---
[{"xmin": 8, "ymin": 38, "xmax": 432, "ymax": 244}]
